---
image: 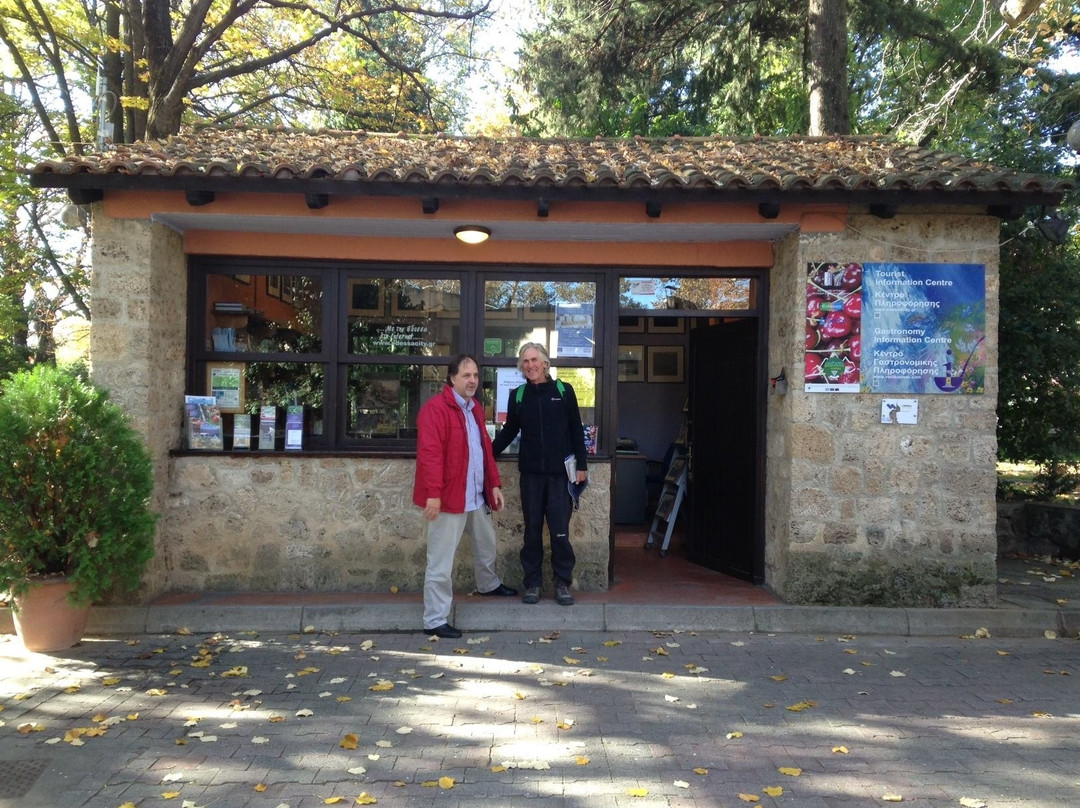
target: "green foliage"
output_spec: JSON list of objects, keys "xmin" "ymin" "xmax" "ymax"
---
[
  {"xmin": 997, "ymin": 221, "xmax": 1080, "ymax": 495},
  {"xmin": 0, "ymin": 364, "xmax": 158, "ymax": 606}
]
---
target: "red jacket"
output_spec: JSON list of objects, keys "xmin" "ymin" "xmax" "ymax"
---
[{"xmin": 412, "ymin": 384, "xmax": 502, "ymax": 514}]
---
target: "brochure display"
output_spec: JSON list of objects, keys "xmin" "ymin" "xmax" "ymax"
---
[
  {"xmin": 232, "ymin": 414, "xmax": 252, "ymax": 449},
  {"xmin": 258, "ymin": 406, "xmax": 277, "ymax": 451},
  {"xmin": 285, "ymin": 405, "xmax": 303, "ymax": 450},
  {"xmin": 184, "ymin": 395, "xmax": 223, "ymax": 450}
]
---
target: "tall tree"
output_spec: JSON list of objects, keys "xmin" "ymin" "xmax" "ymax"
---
[{"xmin": 808, "ymin": 0, "xmax": 850, "ymax": 134}]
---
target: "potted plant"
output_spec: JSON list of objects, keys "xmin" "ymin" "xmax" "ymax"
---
[{"xmin": 0, "ymin": 364, "xmax": 157, "ymax": 652}]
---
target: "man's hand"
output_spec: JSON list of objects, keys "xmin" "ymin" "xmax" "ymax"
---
[
  {"xmin": 576, "ymin": 470, "xmax": 588, "ymax": 484},
  {"xmin": 423, "ymin": 498, "xmax": 441, "ymax": 520},
  {"xmin": 490, "ymin": 487, "xmax": 504, "ymax": 511}
]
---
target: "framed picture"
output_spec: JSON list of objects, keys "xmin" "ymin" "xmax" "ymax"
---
[
  {"xmin": 206, "ymin": 362, "xmax": 245, "ymax": 414},
  {"xmin": 391, "ymin": 282, "xmax": 427, "ymax": 316},
  {"xmin": 266, "ymin": 275, "xmax": 281, "ymax": 299},
  {"xmin": 348, "ymin": 278, "xmax": 383, "ymax": 316},
  {"xmin": 647, "ymin": 345, "xmax": 685, "ymax": 383},
  {"xmin": 648, "ymin": 316, "xmax": 684, "ymax": 334},
  {"xmin": 231, "ymin": 274, "xmax": 251, "ymax": 285},
  {"xmin": 619, "ymin": 316, "xmax": 645, "ymax": 333},
  {"xmin": 280, "ymin": 276, "xmax": 294, "ymax": 305},
  {"xmin": 618, "ymin": 344, "xmax": 645, "ymax": 382}
]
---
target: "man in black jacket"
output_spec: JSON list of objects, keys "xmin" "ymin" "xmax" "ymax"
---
[{"xmin": 492, "ymin": 342, "xmax": 588, "ymax": 605}]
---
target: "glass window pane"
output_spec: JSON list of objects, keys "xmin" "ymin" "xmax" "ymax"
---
[
  {"xmin": 347, "ymin": 364, "xmax": 443, "ymax": 440},
  {"xmin": 348, "ymin": 278, "xmax": 460, "ymax": 357},
  {"xmin": 480, "ymin": 366, "xmax": 600, "ymax": 455},
  {"xmin": 206, "ymin": 273, "xmax": 323, "ymax": 353},
  {"xmin": 229, "ymin": 361, "xmax": 325, "ymax": 449},
  {"xmin": 620, "ymin": 276, "xmax": 752, "ymax": 310},
  {"xmin": 483, "ymin": 280, "xmax": 596, "ymax": 360}
]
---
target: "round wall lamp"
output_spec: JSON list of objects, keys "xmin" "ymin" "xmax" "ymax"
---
[{"xmin": 454, "ymin": 225, "xmax": 491, "ymax": 245}]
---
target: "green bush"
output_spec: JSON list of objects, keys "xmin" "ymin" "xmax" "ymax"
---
[{"xmin": 0, "ymin": 364, "xmax": 157, "ymax": 606}]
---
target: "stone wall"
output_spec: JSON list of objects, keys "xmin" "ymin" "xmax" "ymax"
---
[
  {"xmin": 91, "ymin": 213, "xmax": 187, "ymax": 599},
  {"xmin": 162, "ymin": 456, "xmax": 611, "ymax": 593},
  {"xmin": 764, "ymin": 212, "xmax": 1001, "ymax": 607}
]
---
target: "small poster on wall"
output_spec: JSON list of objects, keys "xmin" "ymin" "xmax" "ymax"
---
[
  {"xmin": 285, "ymin": 405, "xmax": 303, "ymax": 451},
  {"xmin": 495, "ymin": 368, "xmax": 526, "ymax": 423}
]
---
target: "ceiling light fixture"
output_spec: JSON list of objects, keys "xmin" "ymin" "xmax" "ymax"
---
[{"xmin": 454, "ymin": 225, "xmax": 491, "ymax": 245}]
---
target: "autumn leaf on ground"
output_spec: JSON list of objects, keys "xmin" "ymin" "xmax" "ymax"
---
[
  {"xmin": 254, "ymin": 783, "xmax": 267, "ymax": 792},
  {"xmin": 764, "ymin": 786, "xmax": 784, "ymax": 797},
  {"xmin": 882, "ymin": 793, "xmax": 903, "ymax": 802},
  {"xmin": 778, "ymin": 767, "xmax": 801, "ymax": 776},
  {"xmin": 661, "ymin": 672, "xmax": 676, "ymax": 679},
  {"xmin": 530, "ymin": 716, "xmax": 544, "ymax": 724},
  {"xmin": 356, "ymin": 794, "xmax": 377, "ymax": 804},
  {"xmin": 959, "ymin": 798, "xmax": 988, "ymax": 808},
  {"xmin": 101, "ymin": 677, "xmax": 121, "ymax": 686},
  {"xmin": 603, "ymin": 640, "xmax": 622, "ymax": 647},
  {"xmin": 177, "ymin": 627, "xmax": 193, "ymax": 635},
  {"xmin": 146, "ymin": 688, "xmax": 168, "ymax": 696},
  {"xmin": 575, "ymin": 756, "xmax": 590, "ymax": 765},
  {"xmin": 693, "ymin": 767, "xmax": 708, "ymax": 775},
  {"xmin": 341, "ymin": 733, "xmax": 359, "ymax": 749},
  {"xmin": 626, "ymin": 788, "xmax": 648, "ymax": 797},
  {"xmin": 786, "ymin": 700, "xmax": 816, "ymax": 712},
  {"xmin": 162, "ymin": 792, "xmax": 181, "ymax": 799},
  {"xmin": 652, "ymin": 647, "xmax": 669, "ymax": 656},
  {"xmin": 557, "ymin": 721, "xmax": 574, "ymax": 730},
  {"xmin": 738, "ymin": 793, "xmax": 760, "ymax": 802},
  {"xmin": 438, "ymin": 777, "xmax": 455, "ymax": 789},
  {"xmin": 832, "ymin": 745, "xmax": 849, "ymax": 754},
  {"xmin": 726, "ymin": 731, "xmax": 744, "ymax": 739},
  {"xmin": 324, "ymin": 797, "xmax": 345, "ymax": 804},
  {"xmin": 769, "ymin": 674, "xmax": 788, "ymax": 682},
  {"xmin": 369, "ymin": 681, "xmax": 394, "ymax": 691},
  {"xmin": 296, "ymin": 709, "xmax": 314, "ymax": 718},
  {"xmin": 564, "ymin": 656, "xmax": 580, "ymax": 665}
]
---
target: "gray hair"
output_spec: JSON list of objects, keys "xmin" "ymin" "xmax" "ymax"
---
[{"xmin": 516, "ymin": 342, "xmax": 550, "ymax": 373}]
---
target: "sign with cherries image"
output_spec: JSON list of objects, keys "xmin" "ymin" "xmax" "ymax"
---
[{"xmin": 805, "ymin": 262, "xmax": 985, "ymax": 394}]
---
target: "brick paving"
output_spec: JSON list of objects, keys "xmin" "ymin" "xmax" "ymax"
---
[{"xmin": 1, "ymin": 627, "xmax": 1077, "ymax": 808}]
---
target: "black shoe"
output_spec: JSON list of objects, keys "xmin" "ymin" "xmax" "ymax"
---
[
  {"xmin": 555, "ymin": 582, "xmax": 574, "ymax": 606},
  {"xmin": 425, "ymin": 623, "xmax": 462, "ymax": 639},
  {"xmin": 479, "ymin": 583, "xmax": 519, "ymax": 597},
  {"xmin": 522, "ymin": 586, "xmax": 541, "ymax": 604}
]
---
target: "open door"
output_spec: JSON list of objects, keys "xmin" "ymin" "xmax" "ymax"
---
[{"xmin": 687, "ymin": 319, "xmax": 763, "ymax": 582}]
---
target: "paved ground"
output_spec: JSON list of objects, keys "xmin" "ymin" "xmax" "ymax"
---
[{"xmin": 1, "ymin": 625, "xmax": 1077, "ymax": 808}]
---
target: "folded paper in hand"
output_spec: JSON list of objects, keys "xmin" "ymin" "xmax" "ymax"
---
[{"xmin": 565, "ymin": 454, "xmax": 588, "ymax": 510}]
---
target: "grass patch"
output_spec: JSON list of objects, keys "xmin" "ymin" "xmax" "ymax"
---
[{"xmin": 997, "ymin": 461, "xmax": 1080, "ymax": 504}]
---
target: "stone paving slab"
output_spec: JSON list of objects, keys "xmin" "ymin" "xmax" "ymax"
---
[{"xmin": 1, "ymin": 627, "xmax": 1076, "ymax": 808}]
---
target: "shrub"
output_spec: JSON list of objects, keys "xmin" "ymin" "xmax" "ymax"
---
[{"xmin": 0, "ymin": 364, "xmax": 157, "ymax": 605}]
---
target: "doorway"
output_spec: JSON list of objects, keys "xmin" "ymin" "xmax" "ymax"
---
[{"xmin": 612, "ymin": 274, "xmax": 766, "ymax": 588}]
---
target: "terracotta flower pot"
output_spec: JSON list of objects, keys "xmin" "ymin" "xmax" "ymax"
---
[{"xmin": 12, "ymin": 578, "xmax": 91, "ymax": 653}]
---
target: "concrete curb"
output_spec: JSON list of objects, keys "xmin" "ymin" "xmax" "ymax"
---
[{"xmin": 9, "ymin": 602, "xmax": 1075, "ymax": 638}]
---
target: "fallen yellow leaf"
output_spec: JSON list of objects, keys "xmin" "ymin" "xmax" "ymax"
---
[
  {"xmin": 652, "ymin": 647, "xmax": 669, "ymax": 656},
  {"xmin": 254, "ymin": 783, "xmax": 267, "ymax": 792},
  {"xmin": 778, "ymin": 767, "xmax": 802, "ymax": 776},
  {"xmin": 738, "ymin": 794, "xmax": 760, "ymax": 802},
  {"xmin": 661, "ymin": 672, "xmax": 676, "ymax": 679},
  {"xmin": 563, "ymin": 657, "xmax": 580, "ymax": 665},
  {"xmin": 101, "ymin": 677, "xmax": 121, "ymax": 686},
  {"xmin": 491, "ymin": 765, "xmax": 507, "ymax": 772},
  {"xmin": 575, "ymin": 756, "xmax": 590, "ymax": 765},
  {"xmin": 146, "ymin": 688, "xmax": 168, "ymax": 696},
  {"xmin": 369, "ymin": 681, "xmax": 394, "ymax": 692},
  {"xmin": 603, "ymin": 640, "xmax": 622, "ymax": 647},
  {"xmin": 627, "ymin": 788, "xmax": 648, "ymax": 797},
  {"xmin": 832, "ymin": 745, "xmax": 849, "ymax": 754},
  {"xmin": 356, "ymin": 794, "xmax": 377, "ymax": 805},
  {"xmin": 557, "ymin": 722, "xmax": 573, "ymax": 730},
  {"xmin": 764, "ymin": 786, "xmax": 784, "ymax": 797},
  {"xmin": 786, "ymin": 700, "xmax": 816, "ymax": 712},
  {"xmin": 177, "ymin": 627, "xmax": 193, "ymax": 635},
  {"xmin": 726, "ymin": 731, "xmax": 744, "ymax": 739},
  {"xmin": 693, "ymin": 767, "xmax": 709, "ymax": 775},
  {"xmin": 340, "ymin": 733, "xmax": 359, "ymax": 749},
  {"xmin": 882, "ymin": 793, "xmax": 903, "ymax": 802},
  {"xmin": 439, "ymin": 777, "xmax": 455, "ymax": 789},
  {"xmin": 769, "ymin": 675, "xmax": 788, "ymax": 682},
  {"xmin": 959, "ymin": 798, "xmax": 987, "ymax": 808}
]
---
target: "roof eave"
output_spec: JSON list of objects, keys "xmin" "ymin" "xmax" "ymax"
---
[{"xmin": 28, "ymin": 172, "xmax": 1070, "ymax": 211}]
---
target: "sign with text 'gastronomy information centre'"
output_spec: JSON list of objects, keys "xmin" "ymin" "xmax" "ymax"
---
[{"xmin": 805, "ymin": 262, "xmax": 986, "ymax": 394}]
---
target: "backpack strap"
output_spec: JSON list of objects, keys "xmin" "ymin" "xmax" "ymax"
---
[{"xmin": 514, "ymin": 379, "xmax": 565, "ymax": 406}]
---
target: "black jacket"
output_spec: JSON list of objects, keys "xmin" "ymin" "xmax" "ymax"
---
[{"xmin": 492, "ymin": 378, "xmax": 588, "ymax": 475}]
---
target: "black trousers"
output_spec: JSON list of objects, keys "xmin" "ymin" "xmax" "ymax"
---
[{"xmin": 519, "ymin": 472, "xmax": 575, "ymax": 588}]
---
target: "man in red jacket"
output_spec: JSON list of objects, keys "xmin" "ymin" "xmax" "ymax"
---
[{"xmin": 413, "ymin": 354, "xmax": 517, "ymax": 638}]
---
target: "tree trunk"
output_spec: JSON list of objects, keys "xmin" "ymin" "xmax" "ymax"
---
[
  {"xmin": 105, "ymin": 0, "xmax": 125, "ymax": 144},
  {"xmin": 807, "ymin": 0, "xmax": 850, "ymax": 136},
  {"xmin": 142, "ymin": 0, "xmax": 183, "ymax": 138}
]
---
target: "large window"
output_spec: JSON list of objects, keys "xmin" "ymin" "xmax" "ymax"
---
[{"xmin": 191, "ymin": 263, "xmax": 605, "ymax": 453}]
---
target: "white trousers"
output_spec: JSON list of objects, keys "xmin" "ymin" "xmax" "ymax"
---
[{"xmin": 423, "ymin": 509, "xmax": 502, "ymax": 630}]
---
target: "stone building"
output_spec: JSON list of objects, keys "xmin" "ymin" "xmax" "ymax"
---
[{"xmin": 30, "ymin": 129, "xmax": 1073, "ymax": 606}]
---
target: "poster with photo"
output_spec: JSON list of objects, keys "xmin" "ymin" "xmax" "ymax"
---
[
  {"xmin": 553, "ymin": 302, "xmax": 595, "ymax": 358},
  {"xmin": 804, "ymin": 262, "xmax": 985, "ymax": 394}
]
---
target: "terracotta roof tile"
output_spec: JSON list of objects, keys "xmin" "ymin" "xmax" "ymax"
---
[{"xmin": 29, "ymin": 126, "xmax": 1074, "ymax": 198}]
